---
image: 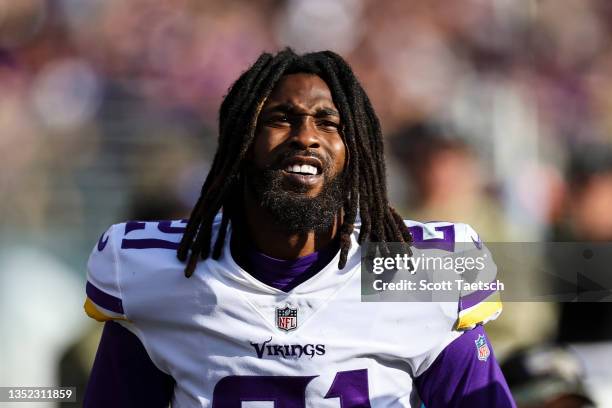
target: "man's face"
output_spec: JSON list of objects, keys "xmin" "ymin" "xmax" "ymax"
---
[{"xmin": 245, "ymin": 73, "xmax": 347, "ymax": 233}]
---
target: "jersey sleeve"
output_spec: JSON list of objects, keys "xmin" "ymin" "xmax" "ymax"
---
[
  {"xmin": 453, "ymin": 223, "xmax": 503, "ymax": 331},
  {"xmin": 414, "ymin": 326, "xmax": 516, "ymax": 407},
  {"xmin": 84, "ymin": 224, "xmax": 128, "ymax": 322},
  {"xmin": 84, "ymin": 321, "xmax": 174, "ymax": 408}
]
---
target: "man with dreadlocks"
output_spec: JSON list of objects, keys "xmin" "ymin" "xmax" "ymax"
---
[{"xmin": 83, "ymin": 49, "xmax": 515, "ymax": 407}]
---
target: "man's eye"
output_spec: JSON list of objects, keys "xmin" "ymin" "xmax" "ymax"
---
[
  {"xmin": 317, "ymin": 120, "xmax": 340, "ymax": 131},
  {"xmin": 266, "ymin": 115, "xmax": 290, "ymax": 126}
]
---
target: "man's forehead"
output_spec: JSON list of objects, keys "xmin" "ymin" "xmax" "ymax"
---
[{"xmin": 264, "ymin": 73, "xmax": 335, "ymax": 106}]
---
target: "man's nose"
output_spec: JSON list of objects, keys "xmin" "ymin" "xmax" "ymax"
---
[{"xmin": 289, "ymin": 117, "xmax": 320, "ymax": 149}]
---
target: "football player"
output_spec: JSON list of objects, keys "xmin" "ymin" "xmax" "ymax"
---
[{"xmin": 83, "ymin": 49, "xmax": 516, "ymax": 407}]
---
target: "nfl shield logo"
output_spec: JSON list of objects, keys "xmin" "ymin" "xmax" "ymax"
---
[
  {"xmin": 276, "ymin": 305, "xmax": 298, "ymax": 332},
  {"xmin": 475, "ymin": 334, "xmax": 490, "ymax": 362}
]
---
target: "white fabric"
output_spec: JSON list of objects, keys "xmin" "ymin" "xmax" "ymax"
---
[{"xmin": 87, "ymin": 217, "xmax": 497, "ymax": 407}]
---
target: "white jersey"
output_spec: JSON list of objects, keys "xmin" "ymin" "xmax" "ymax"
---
[{"xmin": 84, "ymin": 217, "xmax": 502, "ymax": 407}]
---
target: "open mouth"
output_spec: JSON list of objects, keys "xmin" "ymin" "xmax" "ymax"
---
[
  {"xmin": 284, "ymin": 164, "xmax": 319, "ymax": 176},
  {"xmin": 279, "ymin": 156, "xmax": 324, "ymax": 186}
]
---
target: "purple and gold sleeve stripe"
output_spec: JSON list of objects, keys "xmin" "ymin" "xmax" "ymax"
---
[
  {"xmin": 456, "ymin": 290, "xmax": 502, "ymax": 330},
  {"xmin": 84, "ymin": 282, "xmax": 126, "ymax": 322}
]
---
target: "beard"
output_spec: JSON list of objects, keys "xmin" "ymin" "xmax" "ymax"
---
[{"xmin": 244, "ymin": 157, "xmax": 345, "ymax": 234}]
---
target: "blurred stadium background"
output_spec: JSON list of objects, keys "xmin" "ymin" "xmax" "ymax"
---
[{"xmin": 2, "ymin": 0, "xmax": 612, "ymax": 406}]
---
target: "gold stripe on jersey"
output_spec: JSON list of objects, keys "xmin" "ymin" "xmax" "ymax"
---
[
  {"xmin": 455, "ymin": 293, "xmax": 502, "ymax": 330},
  {"xmin": 84, "ymin": 297, "xmax": 127, "ymax": 322}
]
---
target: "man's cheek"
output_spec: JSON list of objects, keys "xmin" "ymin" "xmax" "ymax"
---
[{"xmin": 250, "ymin": 131, "xmax": 273, "ymax": 165}]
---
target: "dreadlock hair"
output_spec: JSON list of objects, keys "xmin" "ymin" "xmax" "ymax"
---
[{"xmin": 177, "ymin": 48, "xmax": 412, "ymax": 278}]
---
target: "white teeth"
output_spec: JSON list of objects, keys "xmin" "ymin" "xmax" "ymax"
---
[
  {"xmin": 284, "ymin": 164, "xmax": 318, "ymax": 175},
  {"xmin": 300, "ymin": 164, "xmax": 317, "ymax": 175}
]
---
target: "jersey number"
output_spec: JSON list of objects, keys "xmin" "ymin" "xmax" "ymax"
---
[
  {"xmin": 212, "ymin": 369, "xmax": 371, "ymax": 407},
  {"xmin": 408, "ymin": 225, "xmax": 455, "ymax": 252},
  {"xmin": 120, "ymin": 220, "xmax": 186, "ymax": 249}
]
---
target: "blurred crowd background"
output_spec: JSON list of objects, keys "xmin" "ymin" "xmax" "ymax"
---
[{"xmin": 2, "ymin": 0, "xmax": 612, "ymax": 407}]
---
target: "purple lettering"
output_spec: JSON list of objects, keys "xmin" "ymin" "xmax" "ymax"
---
[{"xmin": 121, "ymin": 221, "xmax": 184, "ymax": 250}]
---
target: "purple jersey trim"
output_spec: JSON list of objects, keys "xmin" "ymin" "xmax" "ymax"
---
[
  {"xmin": 233, "ymin": 236, "xmax": 340, "ymax": 292},
  {"xmin": 414, "ymin": 326, "xmax": 516, "ymax": 408},
  {"xmin": 84, "ymin": 321, "xmax": 174, "ymax": 407},
  {"xmin": 459, "ymin": 288, "xmax": 496, "ymax": 311},
  {"xmin": 86, "ymin": 281, "xmax": 124, "ymax": 314}
]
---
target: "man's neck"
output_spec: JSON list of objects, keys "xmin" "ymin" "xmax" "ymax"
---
[{"xmin": 242, "ymin": 191, "xmax": 340, "ymax": 260}]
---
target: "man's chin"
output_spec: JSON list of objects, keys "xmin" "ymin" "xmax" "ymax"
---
[
  {"xmin": 246, "ymin": 169, "xmax": 345, "ymax": 233},
  {"xmin": 280, "ymin": 182, "xmax": 324, "ymax": 198}
]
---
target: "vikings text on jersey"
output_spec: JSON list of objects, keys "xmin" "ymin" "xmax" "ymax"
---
[{"xmin": 83, "ymin": 216, "xmax": 513, "ymax": 408}]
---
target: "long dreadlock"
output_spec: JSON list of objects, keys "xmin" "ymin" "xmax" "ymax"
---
[{"xmin": 177, "ymin": 49, "xmax": 412, "ymax": 277}]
